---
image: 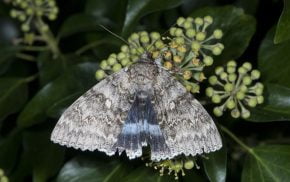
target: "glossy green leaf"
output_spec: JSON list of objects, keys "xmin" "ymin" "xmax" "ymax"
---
[
  {"xmin": 242, "ymin": 145, "xmax": 290, "ymax": 182},
  {"xmin": 202, "ymin": 146, "xmax": 227, "ymax": 182},
  {"xmin": 122, "ymin": 0, "xmax": 182, "ymax": 36},
  {"xmin": 190, "ymin": 6, "xmax": 256, "ymax": 63},
  {"xmin": 0, "ymin": 131, "xmax": 21, "ymax": 173},
  {"xmin": 258, "ymin": 27, "xmax": 290, "ymax": 87},
  {"xmin": 23, "ymin": 131, "xmax": 65, "ymax": 182},
  {"xmin": 17, "ymin": 63, "xmax": 98, "ymax": 129},
  {"xmin": 274, "ymin": 0, "xmax": 290, "ymax": 44},
  {"xmin": 85, "ymin": 0, "xmax": 127, "ymax": 29},
  {"xmin": 0, "ymin": 77, "xmax": 28, "ymax": 121},
  {"xmin": 0, "ymin": 45, "xmax": 20, "ymax": 75},
  {"xmin": 58, "ymin": 14, "xmax": 101, "ymax": 39},
  {"xmin": 248, "ymin": 83, "xmax": 290, "ymax": 122},
  {"xmin": 56, "ymin": 156, "xmax": 132, "ymax": 182},
  {"xmin": 46, "ymin": 92, "xmax": 82, "ymax": 118}
]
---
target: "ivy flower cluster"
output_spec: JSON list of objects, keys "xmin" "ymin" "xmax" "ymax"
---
[
  {"xmin": 160, "ymin": 16, "xmax": 224, "ymax": 93},
  {"xmin": 96, "ymin": 16, "xmax": 224, "ymax": 94},
  {"xmin": 206, "ymin": 60, "xmax": 264, "ymax": 119},
  {"xmin": 10, "ymin": 0, "xmax": 58, "ymax": 32},
  {"xmin": 0, "ymin": 169, "xmax": 8, "ymax": 182},
  {"xmin": 146, "ymin": 158, "xmax": 199, "ymax": 180},
  {"xmin": 95, "ymin": 31, "xmax": 165, "ymax": 80}
]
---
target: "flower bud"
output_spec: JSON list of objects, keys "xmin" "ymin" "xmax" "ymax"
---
[
  {"xmin": 231, "ymin": 109, "xmax": 240, "ymax": 118},
  {"xmin": 186, "ymin": 28, "xmax": 196, "ymax": 38},
  {"xmin": 194, "ymin": 17, "xmax": 203, "ymax": 25},
  {"xmin": 164, "ymin": 61, "xmax": 173, "ymax": 70},
  {"xmin": 213, "ymin": 107, "xmax": 223, "ymax": 117},
  {"xmin": 248, "ymin": 98, "xmax": 257, "ymax": 107},
  {"xmin": 203, "ymin": 56, "xmax": 213, "ymax": 66},
  {"xmin": 204, "ymin": 15, "xmax": 213, "ymax": 24},
  {"xmin": 209, "ymin": 76, "xmax": 218, "ymax": 85},
  {"xmin": 226, "ymin": 99, "xmax": 236, "ymax": 109},
  {"xmin": 183, "ymin": 70, "xmax": 192, "ymax": 80},
  {"xmin": 212, "ymin": 94, "xmax": 221, "ymax": 103},
  {"xmin": 95, "ymin": 70, "xmax": 106, "ymax": 80},
  {"xmin": 213, "ymin": 29, "xmax": 223, "ymax": 39},
  {"xmin": 196, "ymin": 32, "xmax": 206, "ymax": 41},
  {"xmin": 100, "ymin": 60, "xmax": 108, "ymax": 69},
  {"xmin": 224, "ymin": 83, "xmax": 234, "ymax": 92},
  {"xmin": 112, "ymin": 63, "xmax": 122, "ymax": 72},
  {"xmin": 177, "ymin": 17, "xmax": 186, "ymax": 26},
  {"xmin": 251, "ymin": 70, "xmax": 260, "ymax": 80},
  {"xmin": 184, "ymin": 160, "xmax": 194, "ymax": 169},
  {"xmin": 242, "ymin": 62, "xmax": 252, "ymax": 71},
  {"xmin": 206, "ymin": 87, "xmax": 214, "ymax": 97}
]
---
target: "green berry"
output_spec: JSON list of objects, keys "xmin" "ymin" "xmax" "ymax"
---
[
  {"xmin": 41, "ymin": 25, "xmax": 49, "ymax": 32},
  {"xmin": 1, "ymin": 176, "xmax": 9, "ymax": 182},
  {"xmin": 257, "ymin": 96, "xmax": 264, "ymax": 104},
  {"xmin": 184, "ymin": 160, "xmax": 194, "ymax": 169},
  {"xmin": 155, "ymin": 40, "xmax": 164, "ymax": 48},
  {"xmin": 248, "ymin": 97, "xmax": 257, "ymax": 107},
  {"xmin": 213, "ymin": 29, "xmax": 223, "ymax": 39},
  {"xmin": 186, "ymin": 28, "xmax": 196, "ymax": 38},
  {"xmin": 238, "ymin": 67, "xmax": 247, "ymax": 74},
  {"xmin": 100, "ymin": 60, "xmax": 108, "ymax": 69},
  {"xmin": 236, "ymin": 91, "xmax": 245, "ymax": 100},
  {"xmin": 107, "ymin": 57, "xmax": 117, "ymax": 66},
  {"xmin": 227, "ymin": 60, "xmax": 237, "ymax": 67},
  {"xmin": 212, "ymin": 94, "xmax": 221, "ymax": 103},
  {"xmin": 204, "ymin": 15, "xmax": 213, "ymax": 24},
  {"xmin": 140, "ymin": 35, "xmax": 150, "ymax": 44},
  {"xmin": 206, "ymin": 87, "xmax": 214, "ymax": 97},
  {"xmin": 256, "ymin": 82, "xmax": 264, "ymax": 89},
  {"xmin": 224, "ymin": 83, "xmax": 234, "ymax": 92},
  {"xmin": 112, "ymin": 63, "xmax": 122, "ymax": 72},
  {"xmin": 175, "ymin": 37, "xmax": 185, "ymax": 44},
  {"xmin": 169, "ymin": 27, "xmax": 177, "ymax": 36},
  {"xmin": 150, "ymin": 32, "xmax": 160, "ymax": 40},
  {"xmin": 255, "ymin": 87, "xmax": 263, "ymax": 95},
  {"xmin": 209, "ymin": 75, "xmax": 218, "ymax": 85},
  {"xmin": 220, "ymin": 72, "xmax": 228, "ymax": 80},
  {"xmin": 18, "ymin": 14, "xmax": 26, "ymax": 21},
  {"xmin": 121, "ymin": 45, "xmax": 129, "ymax": 52},
  {"xmin": 177, "ymin": 17, "xmax": 186, "ymax": 26},
  {"xmin": 243, "ymin": 62, "xmax": 252, "ymax": 71},
  {"xmin": 21, "ymin": 23, "xmax": 30, "ymax": 32},
  {"xmin": 183, "ymin": 21, "xmax": 192, "ymax": 29},
  {"xmin": 242, "ymin": 76, "xmax": 252, "ymax": 85},
  {"xmin": 121, "ymin": 58, "xmax": 130, "ymax": 66},
  {"xmin": 213, "ymin": 107, "xmax": 223, "ymax": 117},
  {"xmin": 212, "ymin": 46, "xmax": 222, "ymax": 55},
  {"xmin": 194, "ymin": 17, "xmax": 203, "ymax": 25},
  {"xmin": 117, "ymin": 52, "xmax": 126, "ymax": 60},
  {"xmin": 251, "ymin": 70, "xmax": 261, "ymax": 80},
  {"xmin": 95, "ymin": 70, "xmax": 106, "ymax": 80},
  {"xmin": 228, "ymin": 73, "xmax": 237, "ymax": 82},
  {"xmin": 130, "ymin": 33, "xmax": 139, "ymax": 41},
  {"xmin": 226, "ymin": 99, "xmax": 236, "ymax": 109},
  {"xmin": 231, "ymin": 109, "xmax": 240, "ymax": 118},
  {"xmin": 175, "ymin": 28, "xmax": 183, "ymax": 37},
  {"xmin": 227, "ymin": 66, "xmax": 236, "ymax": 74},
  {"xmin": 241, "ymin": 109, "xmax": 250, "ymax": 119},
  {"xmin": 0, "ymin": 168, "xmax": 4, "ymax": 176},
  {"xmin": 183, "ymin": 70, "xmax": 192, "ymax": 80},
  {"xmin": 240, "ymin": 85, "xmax": 248, "ymax": 92},
  {"xmin": 196, "ymin": 32, "xmax": 206, "ymax": 41},
  {"xmin": 215, "ymin": 66, "xmax": 224, "ymax": 75},
  {"xmin": 203, "ymin": 56, "xmax": 213, "ymax": 66},
  {"xmin": 191, "ymin": 41, "xmax": 200, "ymax": 51},
  {"xmin": 10, "ymin": 10, "xmax": 18, "ymax": 18}
]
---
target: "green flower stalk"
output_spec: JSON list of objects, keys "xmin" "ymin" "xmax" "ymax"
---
[
  {"xmin": 0, "ymin": 169, "xmax": 9, "ymax": 182},
  {"xmin": 145, "ymin": 158, "xmax": 199, "ymax": 180},
  {"xmin": 10, "ymin": 0, "xmax": 58, "ymax": 33},
  {"xmin": 206, "ymin": 60, "xmax": 264, "ymax": 119}
]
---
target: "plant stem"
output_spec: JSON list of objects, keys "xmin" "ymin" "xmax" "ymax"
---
[
  {"xmin": 16, "ymin": 53, "xmax": 36, "ymax": 62},
  {"xmin": 220, "ymin": 125, "xmax": 254, "ymax": 154},
  {"xmin": 76, "ymin": 40, "xmax": 106, "ymax": 55},
  {"xmin": 20, "ymin": 45, "xmax": 49, "ymax": 52}
]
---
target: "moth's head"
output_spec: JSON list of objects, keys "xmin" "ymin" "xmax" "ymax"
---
[{"xmin": 139, "ymin": 52, "xmax": 154, "ymax": 63}]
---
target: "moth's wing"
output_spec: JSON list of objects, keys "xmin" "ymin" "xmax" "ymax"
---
[
  {"xmin": 152, "ymin": 68, "xmax": 222, "ymax": 160},
  {"xmin": 51, "ymin": 68, "xmax": 133, "ymax": 156}
]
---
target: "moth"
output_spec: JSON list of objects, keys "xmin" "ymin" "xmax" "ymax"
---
[{"xmin": 51, "ymin": 53, "xmax": 222, "ymax": 161}]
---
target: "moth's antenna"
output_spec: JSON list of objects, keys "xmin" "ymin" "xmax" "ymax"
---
[{"xmin": 99, "ymin": 24, "xmax": 130, "ymax": 46}]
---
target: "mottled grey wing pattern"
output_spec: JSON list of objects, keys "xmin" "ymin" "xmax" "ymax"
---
[
  {"xmin": 51, "ymin": 68, "xmax": 133, "ymax": 156},
  {"xmin": 152, "ymin": 68, "xmax": 222, "ymax": 160}
]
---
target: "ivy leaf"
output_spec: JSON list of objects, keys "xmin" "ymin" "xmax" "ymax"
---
[
  {"xmin": 56, "ymin": 156, "xmax": 132, "ymax": 182},
  {"xmin": 23, "ymin": 131, "xmax": 65, "ymax": 182},
  {"xmin": 274, "ymin": 0, "xmax": 290, "ymax": 44},
  {"xmin": 202, "ymin": 146, "xmax": 227, "ymax": 182},
  {"xmin": 258, "ymin": 27, "xmax": 290, "ymax": 87},
  {"xmin": 0, "ymin": 45, "xmax": 20, "ymax": 75},
  {"xmin": 0, "ymin": 77, "xmax": 29, "ymax": 121},
  {"xmin": 0, "ymin": 131, "xmax": 21, "ymax": 173},
  {"xmin": 122, "ymin": 0, "xmax": 182, "ymax": 36},
  {"xmin": 248, "ymin": 83, "xmax": 290, "ymax": 122},
  {"xmin": 46, "ymin": 92, "xmax": 82, "ymax": 118},
  {"xmin": 58, "ymin": 14, "xmax": 101, "ymax": 39},
  {"xmin": 190, "ymin": 6, "xmax": 256, "ymax": 63},
  {"xmin": 242, "ymin": 145, "xmax": 290, "ymax": 182},
  {"xmin": 17, "ymin": 63, "xmax": 98, "ymax": 129}
]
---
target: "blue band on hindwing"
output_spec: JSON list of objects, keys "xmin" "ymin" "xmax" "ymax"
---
[{"xmin": 114, "ymin": 91, "xmax": 168, "ymax": 155}]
